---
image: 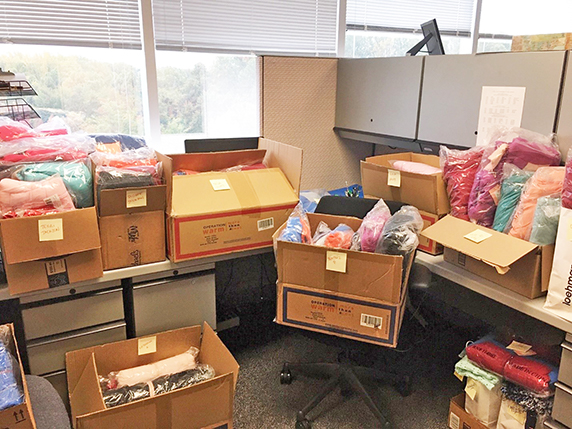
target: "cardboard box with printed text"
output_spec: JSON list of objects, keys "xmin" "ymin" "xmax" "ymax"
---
[{"xmin": 449, "ymin": 394, "xmax": 488, "ymax": 429}]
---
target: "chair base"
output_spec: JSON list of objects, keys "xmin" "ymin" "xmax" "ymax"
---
[{"xmin": 280, "ymin": 355, "xmax": 411, "ymax": 429}]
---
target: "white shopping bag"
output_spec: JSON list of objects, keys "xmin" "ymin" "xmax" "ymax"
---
[{"xmin": 544, "ymin": 207, "xmax": 572, "ymax": 320}]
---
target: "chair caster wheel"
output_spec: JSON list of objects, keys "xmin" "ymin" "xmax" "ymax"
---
[
  {"xmin": 395, "ymin": 375, "xmax": 412, "ymax": 397},
  {"xmin": 280, "ymin": 364, "xmax": 293, "ymax": 385},
  {"xmin": 295, "ymin": 418, "xmax": 312, "ymax": 429}
]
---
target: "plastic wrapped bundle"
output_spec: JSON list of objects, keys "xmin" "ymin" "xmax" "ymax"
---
[
  {"xmin": 356, "ymin": 199, "xmax": 391, "ymax": 252},
  {"xmin": 563, "ymin": 148, "xmax": 572, "ymax": 210},
  {"xmin": 323, "ymin": 224, "xmax": 354, "ymax": 249},
  {"xmin": 388, "ymin": 160, "xmax": 441, "ymax": 175},
  {"xmin": 91, "ymin": 134, "xmax": 147, "ymax": 151},
  {"xmin": 97, "ymin": 166, "xmax": 160, "ymax": 191},
  {"xmin": 492, "ymin": 165, "xmax": 534, "ymax": 233},
  {"xmin": 278, "ymin": 203, "xmax": 312, "ymax": 244},
  {"xmin": 375, "ymin": 205, "xmax": 423, "ymax": 256},
  {"xmin": 529, "ymin": 196, "xmax": 561, "ymax": 245},
  {"xmin": 440, "ymin": 145, "xmax": 484, "ymax": 221},
  {"xmin": 91, "ymin": 146, "xmax": 158, "ymax": 169},
  {"xmin": 0, "ymin": 327, "xmax": 23, "ymax": 411},
  {"xmin": 312, "ymin": 221, "xmax": 331, "ymax": 246},
  {"xmin": 508, "ymin": 167, "xmax": 565, "ymax": 241},
  {"xmin": 103, "ymin": 364, "xmax": 215, "ymax": 408},
  {"xmin": 501, "ymin": 382, "xmax": 553, "ymax": 416},
  {"xmin": 466, "ymin": 338, "xmax": 513, "ymax": 376},
  {"xmin": 0, "ymin": 117, "xmax": 69, "ymax": 142},
  {"xmin": 504, "ymin": 356, "xmax": 557, "ymax": 395},
  {"xmin": 455, "ymin": 356, "xmax": 501, "ymax": 391}
]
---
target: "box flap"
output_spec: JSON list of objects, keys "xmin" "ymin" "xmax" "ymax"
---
[
  {"xmin": 259, "ymin": 138, "xmax": 303, "ymax": 194},
  {"xmin": 200, "ymin": 323, "xmax": 239, "ymax": 388},
  {"xmin": 364, "ymin": 152, "xmax": 441, "ymax": 169},
  {"xmin": 168, "ymin": 149, "xmax": 266, "ymax": 173},
  {"xmin": 70, "ymin": 354, "xmax": 105, "ymax": 423},
  {"xmin": 98, "ymin": 185, "xmax": 166, "ymax": 217},
  {"xmin": 0, "ymin": 207, "xmax": 101, "ymax": 265},
  {"xmin": 170, "ymin": 168, "xmax": 298, "ymax": 217},
  {"xmin": 422, "ymin": 215, "xmax": 538, "ymax": 269}
]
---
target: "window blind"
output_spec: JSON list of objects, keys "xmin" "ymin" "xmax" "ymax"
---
[
  {"xmin": 152, "ymin": 0, "xmax": 338, "ymax": 55},
  {"xmin": 346, "ymin": 0, "xmax": 475, "ymax": 36},
  {"xmin": 0, "ymin": 0, "xmax": 141, "ymax": 49}
]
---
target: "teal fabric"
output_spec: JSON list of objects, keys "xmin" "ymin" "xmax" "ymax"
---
[
  {"xmin": 455, "ymin": 356, "xmax": 501, "ymax": 390},
  {"xmin": 492, "ymin": 170, "xmax": 533, "ymax": 232},
  {"xmin": 529, "ymin": 196, "xmax": 561, "ymax": 245},
  {"xmin": 16, "ymin": 162, "xmax": 93, "ymax": 208}
]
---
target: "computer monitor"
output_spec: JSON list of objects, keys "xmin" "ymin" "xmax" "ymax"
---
[{"xmin": 406, "ymin": 19, "xmax": 445, "ymax": 56}]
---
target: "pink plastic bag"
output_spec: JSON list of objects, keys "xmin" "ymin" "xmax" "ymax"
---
[
  {"xmin": 388, "ymin": 160, "xmax": 441, "ymax": 175},
  {"xmin": 357, "ymin": 199, "xmax": 391, "ymax": 252}
]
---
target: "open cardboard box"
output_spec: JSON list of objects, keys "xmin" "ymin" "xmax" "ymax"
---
[
  {"xmin": 422, "ymin": 215, "xmax": 555, "ymax": 299},
  {"xmin": 274, "ymin": 213, "xmax": 412, "ymax": 347},
  {"xmin": 159, "ymin": 138, "xmax": 302, "ymax": 262},
  {"xmin": 0, "ymin": 207, "xmax": 103, "ymax": 295},
  {"xmin": 66, "ymin": 323, "xmax": 239, "ymax": 429},
  {"xmin": 361, "ymin": 152, "xmax": 450, "ymax": 216},
  {"xmin": 0, "ymin": 324, "xmax": 36, "ymax": 429},
  {"xmin": 449, "ymin": 394, "xmax": 488, "ymax": 429}
]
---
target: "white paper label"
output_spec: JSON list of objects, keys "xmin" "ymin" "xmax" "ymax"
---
[
  {"xmin": 387, "ymin": 169, "xmax": 401, "ymax": 187},
  {"xmin": 257, "ymin": 217, "xmax": 274, "ymax": 231},
  {"xmin": 45, "ymin": 259, "xmax": 66, "ymax": 275},
  {"xmin": 360, "ymin": 313, "xmax": 383, "ymax": 329},
  {"xmin": 138, "ymin": 336, "xmax": 157, "ymax": 355},
  {"xmin": 506, "ymin": 401, "xmax": 526, "ymax": 425},
  {"xmin": 210, "ymin": 179, "xmax": 231, "ymax": 191},
  {"xmin": 326, "ymin": 251, "xmax": 347, "ymax": 273},
  {"xmin": 507, "ymin": 340, "xmax": 536, "ymax": 356},
  {"xmin": 126, "ymin": 189, "xmax": 147, "ymax": 208},
  {"xmin": 454, "ymin": 371, "xmax": 464, "ymax": 382},
  {"xmin": 567, "ymin": 217, "xmax": 572, "ymax": 241},
  {"xmin": 464, "ymin": 229, "xmax": 492, "ymax": 244},
  {"xmin": 477, "ymin": 86, "xmax": 526, "ymax": 146},
  {"xmin": 38, "ymin": 218, "xmax": 64, "ymax": 242},
  {"xmin": 449, "ymin": 412, "xmax": 460, "ymax": 429}
]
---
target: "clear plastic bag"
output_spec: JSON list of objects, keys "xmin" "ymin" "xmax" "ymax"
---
[
  {"xmin": 91, "ymin": 134, "xmax": 147, "ymax": 151},
  {"xmin": 31, "ymin": 117, "xmax": 70, "ymax": 138},
  {"xmin": 492, "ymin": 164, "xmax": 534, "ymax": 233},
  {"xmin": 388, "ymin": 159, "xmax": 441, "ymax": 175},
  {"xmin": 356, "ymin": 199, "xmax": 391, "ymax": 253},
  {"xmin": 299, "ymin": 189, "xmax": 330, "ymax": 213},
  {"xmin": 323, "ymin": 224, "xmax": 354, "ymax": 249},
  {"xmin": 0, "ymin": 117, "xmax": 31, "ymax": 141},
  {"xmin": 440, "ymin": 145, "xmax": 485, "ymax": 221},
  {"xmin": 278, "ymin": 203, "xmax": 312, "ymax": 244},
  {"xmin": 312, "ymin": 221, "xmax": 331, "ymax": 246},
  {"xmin": 563, "ymin": 147, "xmax": 572, "ymax": 210},
  {"xmin": 90, "ymin": 146, "xmax": 158, "ymax": 169},
  {"xmin": 529, "ymin": 196, "xmax": 561, "ymax": 246},
  {"xmin": 375, "ymin": 205, "xmax": 423, "ymax": 256},
  {"xmin": 0, "ymin": 326, "xmax": 24, "ymax": 411},
  {"xmin": 508, "ymin": 167, "xmax": 565, "ymax": 241},
  {"xmin": 96, "ymin": 164, "xmax": 162, "ymax": 192}
]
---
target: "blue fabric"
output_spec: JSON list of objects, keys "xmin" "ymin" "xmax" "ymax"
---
[
  {"xmin": 90, "ymin": 134, "xmax": 147, "ymax": 151},
  {"xmin": 492, "ymin": 171, "xmax": 532, "ymax": 232},
  {"xmin": 529, "ymin": 196, "xmax": 561, "ymax": 245},
  {"xmin": 328, "ymin": 184, "xmax": 363, "ymax": 198},
  {"xmin": 279, "ymin": 217, "xmax": 305, "ymax": 243},
  {"xmin": 0, "ymin": 342, "xmax": 23, "ymax": 411}
]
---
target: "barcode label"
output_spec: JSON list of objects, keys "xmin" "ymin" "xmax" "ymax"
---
[
  {"xmin": 449, "ymin": 412, "xmax": 460, "ymax": 429},
  {"xmin": 360, "ymin": 313, "xmax": 382, "ymax": 329},
  {"xmin": 257, "ymin": 217, "xmax": 274, "ymax": 231}
]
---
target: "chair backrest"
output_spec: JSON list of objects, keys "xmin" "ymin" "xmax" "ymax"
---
[{"xmin": 315, "ymin": 195, "xmax": 406, "ymax": 218}]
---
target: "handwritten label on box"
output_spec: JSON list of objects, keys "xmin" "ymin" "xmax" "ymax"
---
[
  {"xmin": 387, "ymin": 169, "xmax": 401, "ymax": 187},
  {"xmin": 38, "ymin": 218, "xmax": 63, "ymax": 242},
  {"xmin": 464, "ymin": 229, "xmax": 492, "ymax": 244},
  {"xmin": 326, "ymin": 251, "xmax": 347, "ymax": 273},
  {"xmin": 138, "ymin": 336, "xmax": 157, "ymax": 355},
  {"xmin": 126, "ymin": 189, "xmax": 147, "ymax": 208},
  {"xmin": 210, "ymin": 179, "xmax": 231, "ymax": 191}
]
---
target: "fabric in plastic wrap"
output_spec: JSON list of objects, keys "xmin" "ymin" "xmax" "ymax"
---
[
  {"xmin": 0, "ymin": 117, "xmax": 69, "ymax": 142},
  {"xmin": 91, "ymin": 146, "xmax": 158, "ymax": 169},
  {"xmin": 501, "ymin": 382, "xmax": 553, "ymax": 416},
  {"xmin": 375, "ymin": 205, "xmax": 423, "ymax": 256},
  {"xmin": 466, "ymin": 338, "xmax": 513, "ymax": 376},
  {"xmin": 0, "ymin": 326, "xmax": 23, "ymax": 411},
  {"xmin": 455, "ymin": 356, "xmax": 501, "ymax": 391},
  {"xmin": 388, "ymin": 160, "xmax": 441, "ymax": 175},
  {"xmin": 323, "ymin": 224, "xmax": 354, "ymax": 249},
  {"xmin": 299, "ymin": 189, "xmax": 330, "ymax": 213},
  {"xmin": 312, "ymin": 221, "xmax": 331, "ymax": 246},
  {"xmin": 91, "ymin": 134, "xmax": 147, "ymax": 151},
  {"xmin": 440, "ymin": 145, "xmax": 484, "ymax": 221},
  {"xmin": 492, "ymin": 165, "xmax": 533, "ymax": 233},
  {"xmin": 508, "ymin": 167, "xmax": 564, "ymax": 241},
  {"xmin": 0, "ymin": 117, "xmax": 31, "ymax": 141},
  {"xmin": 0, "ymin": 134, "xmax": 95, "ymax": 165},
  {"xmin": 356, "ymin": 199, "xmax": 391, "ymax": 253},
  {"xmin": 503, "ymin": 356, "xmax": 557, "ymax": 395},
  {"xmin": 496, "ymin": 398, "xmax": 546, "ymax": 429},
  {"xmin": 102, "ymin": 364, "xmax": 215, "ymax": 408},
  {"xmin": 278, "ymin": 203, "xmax": 312, "ymax": 244},
  {"xmin": 529, "ymin": 196, "xmax": 560, "ymax": 245},
  {"xmin": 562, "ymin": 148, "xmax": 572, "ymax": 210},
  {"xmin": 464, "ymin": 377, "xmax": 502, "ymax": 428}
]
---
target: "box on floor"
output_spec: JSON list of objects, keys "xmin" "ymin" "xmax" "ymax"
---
[
  {"xmin": 274, "ymin": 212, "xmax": 412, "ymax": 348},
  {"xmin": 0, "ymin": 207, "xmax": 103, "ymax": 295},
  {"xmin": 66, "ymin": 323, "xmax": 239, "ymax": 429},
  {"xmin": 0, "ymin": 324, "xmax": 36, "ymax": 429},
  {"xmin": 422, "ymin": 215, "xmax": 554, "ymax": 299},
  {"xmin": 361, "ymin": 152, "xmax": 448, "ymax": 255},
  {"xmin": 159, "ymin": 138, "xmax": 302, "ymax": 262}
]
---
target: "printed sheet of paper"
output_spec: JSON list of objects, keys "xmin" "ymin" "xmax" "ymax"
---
[{"xmin": 476, "ymin": 86, "xmax": 526, "ymax": 146}]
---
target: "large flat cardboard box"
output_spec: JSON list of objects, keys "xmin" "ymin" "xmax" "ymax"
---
[
  {"xmin": 66, "ymin": 324, "xmax": 239, "ymax": 429},
  {"xmin": 418, "ymin": 210, "xmax": 444, "ymax": 256},
  {"xmin": 98, "ymin": 185, "xmax": 167, "ymax": 270},
  {"xmin": 422, "ymin": 215, "xmax": 555, "ymax": 299},
  {"xmin": 449, "ymin": 394, "xmax": 488, "ymax": 429},
  {"xmin": 361, "ymin": 152, "xmax": 449, "ymax": 215},
  {"xmin": 0, "ymin": 208, "xmax": 103, "ymax": 295},
  {"xmin": 0, "ymin": 324, "xmax": 36, "ymax": 429},
  {"xmin": 160, "ymin": 138, "xmax": 302, "ymax": 262}
]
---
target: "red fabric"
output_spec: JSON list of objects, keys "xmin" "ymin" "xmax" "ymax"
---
[
  {"xmin": 465, "ymin": 341, "xmax": 513, "ymax": 375},
  {"xmin": 0, "ymin": 148, "xmax": 88, "ymax": 164},
  {"xmin": 504, "ymin": 356, "xmax": 553, "ymax": 394},
  {"xmin": 0, "ymin": 124, "xmax": 30, "ymax": 141},
  {"xmin": 2, "ymin": 207, "xmax": 63, "ymax": 219},
  {"xmin": 104, "ymin": 158, "xmax": 158, "ymax": 168}
]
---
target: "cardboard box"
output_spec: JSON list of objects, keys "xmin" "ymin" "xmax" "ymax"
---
[
  {"xmin": 160, "ymin": 138, "xmax": 302, "ymax": 262},
  {"xmin": 422, "ymin": 215, "xmax": 555, "ymax": 299},
  {"xmin": 0, "ymin": 208, "xmax": 103, "ymax": 295},
  {"xmin": 98, "ymin": 185, "xmax": 167, "ymax": 270},
  {"xmin": 417, "ymin": 210, "xmax": 444, "ymax": 255},
  {"xmin": 449, "ymin": 394, "xmax": 488, "ymax": 429},
  {"xmin": 361, "ymin": 152, "xmax": 449, "ymax": 215},
  {"xmin": 274, "ymin": 212, "xmax": 412, "ymax": 347},
  {"xmin": 0, "ymin": 324, "xmax": 36, "ymax": 429},
  {"xmin": 66, "ymin": 324, "xmax": 239, "ymax": 429}
]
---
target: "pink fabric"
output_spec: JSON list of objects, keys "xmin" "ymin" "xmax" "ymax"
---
[
  {"xmin": 563, "ymin": 150, "xmax": 572, "ymax": 210},
  {"xmin": 390, "ymin": 160, "xmax": 441, "ymax": 175},
  {"xmin": 0, "ymin": 177, "xmax": 75, "ymax": 217},
  {"xmin": 508, "ymin": 167, "xmax": 565, "ymax": 240}
]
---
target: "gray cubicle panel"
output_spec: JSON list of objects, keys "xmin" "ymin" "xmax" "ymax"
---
[
  {"xmin": 557, "ymin": 55, "xmax": 572, "ymax": 159},
  {"xmin": 418, "ymin": 51, "xmax": 567, "ymax": 148},
  {"xmin": 335, "ymin": 56, "xmax": 424, "ymax": 140}
]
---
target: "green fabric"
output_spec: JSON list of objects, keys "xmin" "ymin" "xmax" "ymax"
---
[
  {"xmin": 455, "ymin": 356, "xmax": 501, "ymax": 390},
  {"xmin": 16, "ymin": 161, "xmax": 93, "ymax": 208},
  {"xmin": 492, "ymin": 170, "xmax": 533, "ymax": 232},
  {"xmin": 529, "ymin": 196, "xmax": 561, "ymax": 245}
]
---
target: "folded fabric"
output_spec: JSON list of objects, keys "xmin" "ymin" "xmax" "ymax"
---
[
  {"xmin": 0, "ymin": 117, "xmax": 68, "ymax": 142},
  {"xmin": 97, "ymin": 167, "xmax": 158, "ymax": 192},
  {"xmin": 563, "ymin": 148, "xmax": 572, "ymax": 210},
  {"xmin": 492, "ymin": 165, "xmax": 533, "ymax": 233},
  {"xmin": 91, "ymin": 146, "xmax": 158, "ymax": 169},
  {"xmin": 0, "ymin": 134, "xmax": 94, "ymax": 165},
  {"xmin": 357, "ymin": 199, "xmax": 391, "ymax": 252},
  {"xmin": 278, "ymin": 203, "xmax": 312, "ymax": 244},
  {"xmin": 0, "ymin": 340, "xmax": 23, "ymax": 411},
  {"xmin": 0, "ymin": 176, "xmax": 75, "ymax": 217},
  {"xmin": 504, "ymin": 356, "xmax": 557, "ymax": 395},
  {"xmin": 440, "ymin": 146, "xmax": 484, "ymax": 221},
  {"xmin": 91, "ymin": 134, "xmax": 147, "ymax": 151},
  {"xmin": 501, "ymin": 381, "xmax": 553, "ymax": 415},
  {"xmin": 466, "ymin": 339, "xmax": 513, "ymax": 375},
  {"xmin": 508, "ymin": 167, "xmax": 564, "ymax": 241},
  {"xmin": 174, "ymin": 163, "xmax": 267, "ymax": 176},
  {"xmin": 323, "ymin": 224, "xmax": 354, "ymax": 249},
  {"xmin": 15, "ymin": 161, "xmax": 93, "ymax": 208},
  {"xmin": 388, "ymin": 160, "xmax": 441, "ymax": 175},
  {"xmin": 529, "ymin": 196, "xmax": 561, "ymax": 245},
  {"xmin": 0, "ymin": 117, "xmax": 31, "ymax": 141},
  {"xmin": 455, "ymin": 356, "xmax": 501, "ymax": 390}
]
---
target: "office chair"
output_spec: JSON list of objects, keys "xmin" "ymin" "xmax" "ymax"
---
[
  {"xmin": 279, "ymin": 195, "xmax": 432, "ymax": 429},
  {"xmin": 25, "ymin": 375, "xmax": 71, "ymax": 429}
]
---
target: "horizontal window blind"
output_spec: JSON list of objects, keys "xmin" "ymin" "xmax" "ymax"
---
[
  {"xmin": 0, "ymin": 0, "xmax": 141, "ymax": 49},
  {"xmin": 152, "ymin": 0, "xmax": 338, "ymax": 55},
  {"xmin": 346, "ymin": 0, "xmax": 475, "ymax": 36}
]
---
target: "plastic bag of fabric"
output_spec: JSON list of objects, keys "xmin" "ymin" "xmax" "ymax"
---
[
  {"xmin": 356, "ymin": 199, "xmax": 391, "ymax": 253},
  {"xmin": 388, "ymin": 159, "xmax": 441, "ymax": 175},
  {"xmin": 0, "ymin": 117, "xmax": 31, "ymax": 142},
  {"xmin": 464, "ymin": 377, "xmax": 502, "ymax": 428},
  {"xmin": 496, "ymin": 398, "xmax": 546, "ymax": 429},
  {"xmin": 278, "ymin": 203, "xmax": 312, "ymax": 244},
  {"xmin": 0, "ymin": 326, "xmax": 24, "ymax": 411},
  {"xmin": 375, "ymin": 205, "xmax": 423, "ymax": 256},
  {"xmin": 492, "ymin": 164, "xmax": 534, "ymax": 233},
  {"xmin": 0, "ymin": 117, "xmax": 69, "ymax": 142},
  {"xmin": 529, "ymin": 196, "xmax": 561, "ymax": 245},
  {"xmin": 440, "ymin": 145, "xmax": 485, "ymax": 221},
  {"xmin": 562, "ymin": 148, "xmax": 572, "ymax": 210},
  {"xmin": 91, "ymin": 134, "xmax": 147, "ymax": 152},
  {"xmin": 504, "ymin": 356, "xmax": 557, "ymax": 395},
  {"xmin": 323, "ymin": 224, "xmax": 354, "ymax": 249},
  {"xmin": 508, "ymin": 167, "xmax": 565, "ymax": 241},
  {"xmin": 91, "ymin": 146, "xmax": 158, "ymax": 169},
  {"xmin": 466, "ymin": 338, "xmax": 513, "ymax": 376},
  {"xmin": 299, "ymin": 189, "xmax": 330, "ymax": 213},
  {"xmin": 312, "ymin": 221, "xmax": 331, "ymax": 246}
]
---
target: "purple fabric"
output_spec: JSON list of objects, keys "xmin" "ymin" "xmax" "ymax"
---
[{"xmin": 563, "ymin": 152, "xmax": 572, "ymax": 210}]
